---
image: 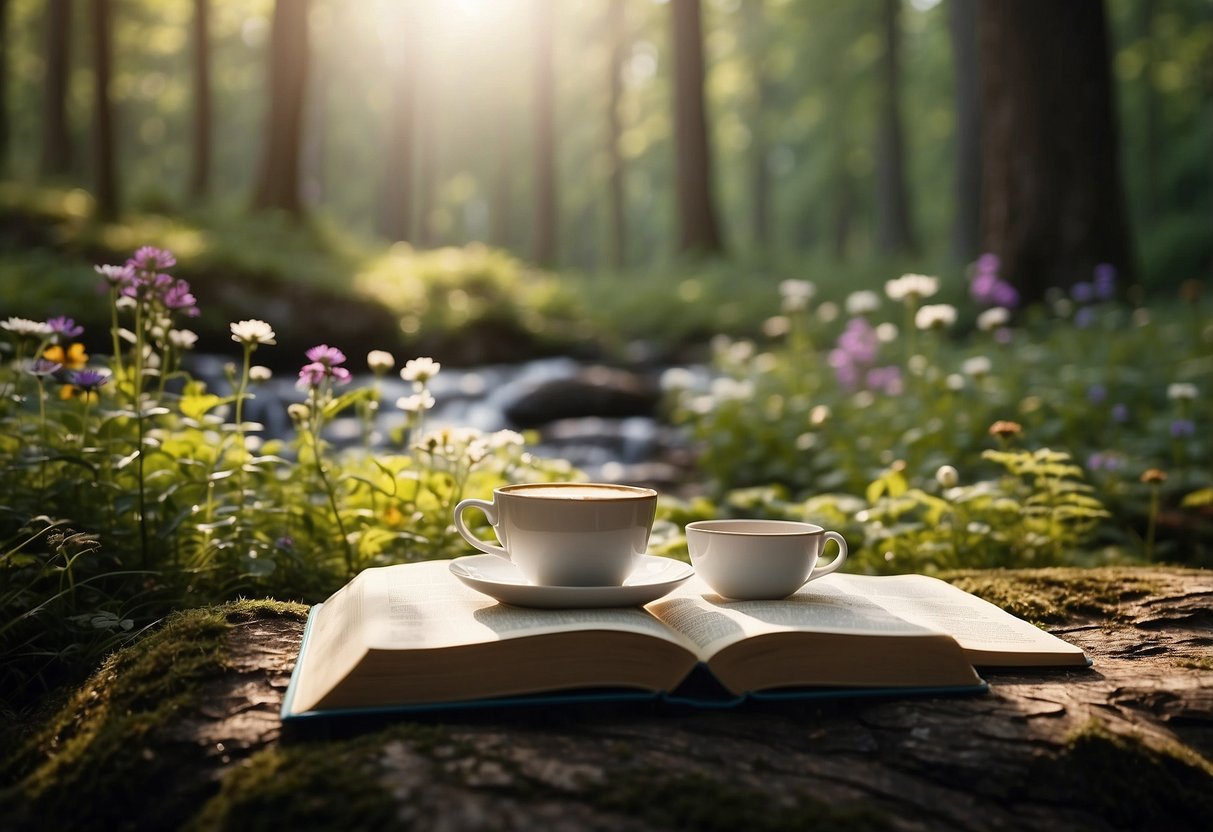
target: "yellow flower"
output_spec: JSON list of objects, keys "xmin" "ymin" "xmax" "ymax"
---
[{"xmin": 43, "ymin": 342, "xmax": 88, "ymax": 370}]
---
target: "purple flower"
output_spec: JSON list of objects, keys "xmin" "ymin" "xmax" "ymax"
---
[
  {"xmin": 127, "ymin": 246, "xmax": 176, "ymax": 273},
  {"xmin": 70, "ymin": 369, "xmax": 110, "ymax": 390},
  {"xmin": 162, "ymin": 279, "xmax": 200, "ymax": 317},
  {"xmin": 1074, "ymin": 307, "xmax": 1097, "ymax": 329},
  {"xmin": 47, "ymin": 316, "xmax": 84, "ymax": 339},
  {"xmin": 865, "ymin": 365, "xmax": 904, "ymax": 396},
  {"xmin": 297, "ymin": 362, "xmax": 329, "ymax": 389},
  {"xmin": 305, "ymin": 345, "xmax": 347, "ymax": 367},
  {"xmin": 330, "ymin": 366, "xmax": 352, "ymax": 385},
  {"xmin": 27, "ymin": 358, "xmax": 63, "ymax": 377},
  {"xmin": 1111, "ymin": 403, "xmax": 1129, "ymax": 424},
  {"xmin": 1087, "ymin": 384, "xmax": 1107, "ymax": 404},
  {"xmin": 275, "ymin": 535, "xmax": 295, "ymax": 551},
  {"xmin": 1087, "ymin": 452, "xmax": 1123, "ymax": 473},
  {"xmin": 1093, "ymin": 264, "xmax": 1116, "ymax": 300},
  {"xmin": 991, "ymin": 282, "xmax": 1020, "ymax": 310},
  {"xmin": 836, "ymin": 318, "xmax": 879, "ymax": 365},
  {"xmin": 976, "ymin": 253, "xmax": 1000, "ymax": 273},
  {"xmin": 1071, "ymin": 282, "xmax": 1094, "ymax": 304},
  {"xmin": 95, "ymin": 263, "xmax": 134, "ymax": 288},
  {"xmin": 1171, "ymin": 419, "xmax": 1196, "ymax": 439}
]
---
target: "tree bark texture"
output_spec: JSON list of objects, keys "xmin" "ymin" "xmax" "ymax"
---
[
  {"xmin": 90, "ymin": 0, "xmax": 118, "ymax": 220},
  {"xmin": 40, "ymin": 0, "xmax": 72, "ymax": 179},
  {"xmin": 875, "ymin": 0, "xmax": 916, "ymax": 255},
  {"xmin": 605, "ymin": 0, "xmax": 627, "ymax": 270},
  {"xmin": 670, "ymin": 0, "xmax": 725, "ymax": 256},
  {"xmin": 252, "ymin": 0, "xmax": 310, "ymax": 216},
  {"xmin": 978, "ymin": 0, "xmax": 1135, "ymax": 303},
  {"xmin": 379, "ymin": 6, "xmax": 418, "ymax": 243},
  {"xmin": 7, "ymin": 568, "xmax": 1211, "ymax": 831},
  {"xmin": 948, "ymin": 0, "xmax": 981, "ymax": 262},
  {"xmin": 531, "ymin": 0, "xmax": 558, "ymax": 268},
  {"xmin": 189, "ymin": 0, "xmax": 211, "ymax": 199}
]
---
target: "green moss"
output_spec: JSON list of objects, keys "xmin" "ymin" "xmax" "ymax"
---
[
  {"xmin": 0, "ymin": 600, "xmax": 307, "ymax": 832},
  {"xmin": 944, "ymin": 567, "xmax": 1161, "ymax": 625},
  {"xmin": 1033, "ymin": 719, "xmax": 1213, "ymax": 827},
  {"xmin": 1174, "ymin": 656, "xmax": 1213, "ymax": 671}
]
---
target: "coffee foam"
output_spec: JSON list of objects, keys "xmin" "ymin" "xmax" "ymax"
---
[{"xmin": 506, "ymin": 484, "xmax": 652, "ymax": 500}]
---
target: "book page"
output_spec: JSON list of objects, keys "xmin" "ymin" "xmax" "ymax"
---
[
  {"xmin": 361, "ymin": 560, "xmax": 696, "ymax": 652},
  {"xmin": 647, "ymin": 574, "xmax": 939, "ymax": 660},
  {"xmin": 829, "ymin": 573, "xmax": 1086, "ymax": 662}
]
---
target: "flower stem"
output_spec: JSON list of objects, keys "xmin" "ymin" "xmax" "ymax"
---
[
  {"xmin": 1144, "ymin": 485, "xmax": 1160, "ymax": 562},
  {"xmin": 309, "ymin": 390, "xmax": 354, "ymax": 575}
]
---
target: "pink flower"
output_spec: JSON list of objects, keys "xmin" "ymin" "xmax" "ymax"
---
[{"xmin": 305, "ymin": 345, "xmax": 346, "ymax": 367}]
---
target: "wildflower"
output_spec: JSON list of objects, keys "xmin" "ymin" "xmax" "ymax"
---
[
  {"xmin": 976, "ymin": 307, "xmax": 1009, "ymax": 333},
  {"xmin": 845, "ymin": 291, "xmax": 881, "ymax": 316},
  {"xmin": 962, "ymin": 356, "xmax": 992, "ymax": 378},
  {"xmin": 1087, "ymin": 452, "xmax": 1123, "ymax": 473},
  {"xmin": 865, "ymin": 366, "xmax": 904, "ymax": 396},
  {"xmin": 1087, "ymin": 384, "xmax": 1107, "ymax": 404},
  {"xmin": 47, "ymin": 316, "xmax": 84, "ymax": 340},
  {"xmin": 230, "ymin": 319, "xmax": 277, "ymax": 346},
  {"xmin": 809, "ymin": 405, "xmax": 830, "ymax": 425},
  {"xmin": 367, "ymin": 350, "xmax": 395, "ymax": 375},
  {"xmin": 660, "ymin": 367, "xmax": 697, "ymax": 392},
  {"xmin": 168, "ymin": 329, "xmax": 198, "ymax": 350},
  {"xmin": 162, "ymin": 279, "xmax": 200, "ymax": 317},
  {"xmin": 761, "ymin": 316, "xmax": 790, "ymax": 338},
  {"xmin": 249, "ymin": 365, "xmax": 273, "ymax": 382},
  {"xmin": 1111, "ymin": 403, "xmax": 1129, "ymax": 424},
  {"xmin": 885, "ymin": 273, "xmax": 939, "ymax": 303},
  {"xmin": 306, "ymin": 344, "xmax": 346, "ymax": 367},
  {"xmin": 1093, "ymin": 264, "xmax": 1116, "ymax": 300},
  {"xmin": 1167, "ymin": 383, "xmax": 1198, "ymax": 401},
  {"xmin": 1171, "ymin": 419, "xmax": 1196, "ymax": 439},
  {"xmin": 815, "ymin": 301, "xmax": 839, "ymax": 323},
  {"xmin": 946, "ymin": 373, "xmax": 965, "ymax": 391},
  {"xmin": 127, "ymin": 246, "xmax": 176, "ymax": 272},
  {"xmin": 935, "ymin": 465, "xmax": 959, "ymax": 488},
  {"xmin": 400, "ymin": 356, "xmax": 441, "ymax": 384},
  {"xmin": 875, "ymin": 322, "xmax": 898, "ymax": 343},
  {"xmin": 489, "ymin": 429, "xmax": 525, "ymax": 449},
  {"xmin": 779, "ymin": 279, "xmax": 815, "ymax": 312},
  {"xmin": 95, "ymin": 263, "xmax": 134, "ymax": 287},
  {"xmin": 69, "ymin": 368, "xmax": 111, "ymax": 390},
  {"xmin": 1071, "ymin": 282, "xmax": 1095, "ymax": 304},
  {"xmin": 275, "ymin": 535, "xmax": 295, "ymax": 551},
  {"xmin": 27, "ymin": 358, "xmax": 62, "ymax": 377},
  {"xmin": 297, "ymin": 362, "xmax": 328, "ymax": 390},
  {"xmin": 914, "ymin": 304, "xmax": 957, "ymax": 331},
  {"xmin": 2, "ymin": 317, "xmax": 52, "ymax": 338},
  {"xmin": 287, "ymin": 403, "xmax": 310, "ymax": 424},
  {"xmin": 43, "ymin": 342, "xmax": 88, "ymax": 369},
  {"xmin": 396, "ymin": 390, "xmax": 436, "ymax": 413},
  {"xmin": 1140, "ymin": 468, "xmax": 1167, "ymax": 485},
  {"xmin": 989, "ymin": 420, "xmax": 1022, "ymax": 439}
]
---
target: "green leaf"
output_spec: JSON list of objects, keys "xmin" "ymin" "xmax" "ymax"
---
[{"xmin": 1182, "ymin": 488, "xmax": 1213, "ymax": 508}]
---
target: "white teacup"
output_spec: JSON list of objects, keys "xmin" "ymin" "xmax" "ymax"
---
[
  {"xmin": 454, "ymin": 483, "xmax": 658, "ymax": 587},
  {"xmin": 685, "ymin": 519, "xmax": 848, "ymax": 600}
]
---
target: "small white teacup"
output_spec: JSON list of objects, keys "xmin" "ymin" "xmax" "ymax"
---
[
  {"xmin": 685, "ymin": 519, "xmax": 848, "ymax": 600},
  {"xmin": 454, "ymin": 482, "xmax": 658, "ymax": 587}
]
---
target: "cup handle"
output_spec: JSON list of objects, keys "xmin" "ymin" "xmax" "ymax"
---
[
  {"xmin": 803, "ymin": 531, "xmax": 848, "ymax": 585},
  {"xmin": 453, "ymin": 498, "xmax": 510, "ymax": 561}
]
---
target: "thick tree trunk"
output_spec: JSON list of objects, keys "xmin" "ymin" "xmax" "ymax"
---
[
  {"xmin": 90, "ymin": 0, "xmax": 118, "ymax": 220},
  {"xmin": 251, "ymin": 0, "xmax": 310, "ymax": 216},
  {"xmin": 875, "ymin": 0, "xmax": 916, "ymax": 254},
  {"xmin": 40, "ymin": 0, "xmax": 72, "ymax": 179},
  {"xmin": 188, "ymin": 0, "xmax": 211, "ymax": 199},
  {"xmin": 745, "ymin": 0, "xmax": 771, "ymax": 252},
  {"xmin": 605, "ymin": 0, "xmax": 626, "ymax": 270},
  {"xmin": 0, "ymin": 0, "xmax": 9, "ymax": 176},
  {"xmin": 531, "ymin": 0, "xmax": 558, "ymax": 268},
  {"xmin": 670, "ymin": 0, "xmax": 725, "ymax": 256},
  {"xmin": 379, "ymin": 7, "xmax": 417, "ymax": 242},
  {"xmin": 948, "ymin": 0, "xmax": 980, "ymax": 262},
  {"xmin": 978, "ymin": 0, "xmax": 1135, "ymax": 303}
]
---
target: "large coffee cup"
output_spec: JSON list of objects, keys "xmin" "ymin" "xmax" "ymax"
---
[
  {"xmin": 453, "ymin": 483, "xmax": 658, "ymax": 587},
  {"xmin": 685, "ymin": 519, "xmax": 848, "ymax": 600}
]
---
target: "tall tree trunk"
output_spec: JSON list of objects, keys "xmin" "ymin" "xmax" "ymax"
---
[
  {"xmin": 380, "ymin": 7, "xmax": 417, "ymax": 242},
  {"xmin": 978, "ymin": 0, "xmax": 1135, "ymax": 303},
  {"xmin": 531, "ymin": 0, "xmax": 558, "ymax": 268},
  {"xmin": 875, "ymin": 0, "xmax": 916, "ymax": 254},
  {"xmin": 670, "ymin": 0, "xmax": 725, "ymax": 256},
  {"xmin": 605, "ymin": 0, "xmax": 626, "ymax": 270},
  {"xmin": 0, "ymin": 0, "xmax": 9, "ymax": 176},
  {"xmin": 40, "ymin": 0, "xmax": 72, "ymax": 178},
  {"xmin": 948, "ymin": 0, "xmax": 980, "ymax": 261},
  {"xmin": 189, "ymin": 0, "xmax": 211, "ymax": 199},
  {"xmin": 744, "ymin": 0, "xmax": 771, "ymax": 252},
  {"xmin": 91, "ymin": 0, "xmax": 118, "ymax": 220},
  {"xmin": 1136, "ymin": 0, "xmax": 1158, "ymax": 216},
  {"xmin": 252, "ymin": 0, "xmax": 309, "ymax": 216}
]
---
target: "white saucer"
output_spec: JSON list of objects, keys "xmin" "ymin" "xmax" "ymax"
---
[{"xmin": 449, "ymin": 554, "xmax": 695, "ymax": 609}]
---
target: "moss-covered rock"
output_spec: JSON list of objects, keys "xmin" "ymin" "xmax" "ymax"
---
[{"xmin": 944, "ymin": 567, "xmax": 1162, "ymax": 625}]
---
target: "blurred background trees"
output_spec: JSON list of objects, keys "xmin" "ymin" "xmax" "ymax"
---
[{"xmin": 0, "ymin": 0, "xmax": 1209, "ymax": 293}]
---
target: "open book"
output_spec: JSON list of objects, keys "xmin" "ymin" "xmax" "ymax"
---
[{"xmin": 282, "ymin": 560, "xmax": 1088, "ymax": 720}]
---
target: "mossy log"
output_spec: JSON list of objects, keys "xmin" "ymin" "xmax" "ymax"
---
[{"xmin": 3, "ymin": 568, "xmax": 1212, "ymax": 831}]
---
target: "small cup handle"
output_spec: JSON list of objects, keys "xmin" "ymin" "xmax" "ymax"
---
[
  {"xmin": 453, "ymin": 498, "xmax": 510, "ymax": 561},
  {"xmin": 803, "ymin": 531, "xmax": 848, "ymax": 585}
]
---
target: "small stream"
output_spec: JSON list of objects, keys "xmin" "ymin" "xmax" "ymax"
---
[{"xmin": 185, "ymin": 355, "xmax": 713, "ymax": 489}]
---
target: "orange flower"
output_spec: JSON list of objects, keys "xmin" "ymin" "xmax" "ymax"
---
[
  {"xmin": 43, "ymin": 342, "xmax": 88, "ymax": 370},
  {"xmin": 1140, "ymin": 468, "xmax": 1168, "ymax": 485},
  {"xmin": 988, "ymin": 420, "xmax": 1023, "ymax": 439}
]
